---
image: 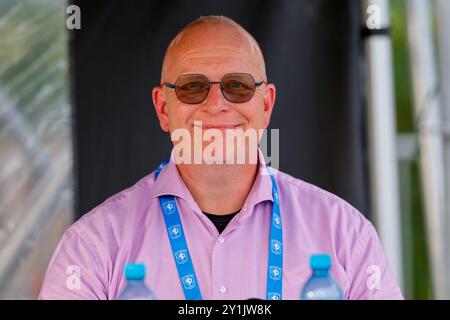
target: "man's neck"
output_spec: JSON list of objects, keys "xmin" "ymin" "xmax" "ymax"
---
[{"xmin": 176, "ymin": 162, "xmax": 259, "ymax": 216}]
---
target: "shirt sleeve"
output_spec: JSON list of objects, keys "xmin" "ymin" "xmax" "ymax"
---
[
  {"xmin": 345, "ymin": 222, "xmax": 404, "ymax": 300},
  {"xmin": 38, "ymin": 227, "xmax": 108, "ymax": 300}
]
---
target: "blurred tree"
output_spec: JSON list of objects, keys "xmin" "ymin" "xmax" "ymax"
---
[{"xmin": 390, "ymin": 0, "xmax": 432, "ymax": 299}]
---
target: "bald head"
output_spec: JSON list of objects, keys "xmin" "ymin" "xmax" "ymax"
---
[{"xmin": 161, "ymin": 16, "xmax": 267, "ymax": 82}]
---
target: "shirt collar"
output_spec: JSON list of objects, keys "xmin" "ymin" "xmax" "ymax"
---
[
  {"xmin": 251, "ymin": 149, "xmax": 274, "ymax": 205},
  {"xmin": 151, "ymin": 156, "xmax": 188, "ymax": 200},
  {"xmin": 151, "ymin": 148, "xmax": 274, "ymax": 207}
]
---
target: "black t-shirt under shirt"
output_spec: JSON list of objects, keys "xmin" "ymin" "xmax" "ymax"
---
[{"xmin": 202, "ymin": 210, "xmax": 240, "ymax": 234}]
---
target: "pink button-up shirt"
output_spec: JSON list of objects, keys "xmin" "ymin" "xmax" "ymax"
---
[{"xmin": 39, "ymin": 152, "xmax": 403, "ymax": 300}]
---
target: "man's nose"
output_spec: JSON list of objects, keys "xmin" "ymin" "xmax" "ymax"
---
[{"xmin": 201, "ymin": 83, "xmax": 229, "ymax": 112}]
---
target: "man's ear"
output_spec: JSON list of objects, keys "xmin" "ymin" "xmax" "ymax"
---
[
  {"xmin": 152, "ymin": 86, "xmax": 170, "ymax": 133},
  {"xmin": 263, "ymin": 83, "xmax": 276, "ymax": 128}
]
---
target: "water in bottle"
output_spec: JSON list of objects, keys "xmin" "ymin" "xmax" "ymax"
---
[
  {"xmin": 300, "ymin": 254, "xmax": 343, "ymax": 300},
  {"xmin": 116, "ymin": 263, "xmax": 157, "ymax": 300}
]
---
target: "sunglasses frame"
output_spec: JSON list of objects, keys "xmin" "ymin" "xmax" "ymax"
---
[{"xmin": 160, "ymin": 73, "xmax": 266, "ymax": 104}]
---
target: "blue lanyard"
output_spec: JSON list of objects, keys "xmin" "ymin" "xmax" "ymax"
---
[{"xmin": 155, "ymin": 160, "xmax": 283, "ymax": 300}]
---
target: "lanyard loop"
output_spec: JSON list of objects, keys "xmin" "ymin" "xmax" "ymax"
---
[{"xmin": 155, "ymin": 160, "xmax": 283, "ymax": 300}]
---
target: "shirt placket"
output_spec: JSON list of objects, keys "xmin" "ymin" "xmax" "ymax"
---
[{"xmin": 211, "ymin": 232, "xmax": 227, "ymax": 299}]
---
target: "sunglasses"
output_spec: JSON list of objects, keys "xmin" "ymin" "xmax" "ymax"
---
[{"xmin": 161, "ymin": 73, "xmax": 266, "ymax": 104}]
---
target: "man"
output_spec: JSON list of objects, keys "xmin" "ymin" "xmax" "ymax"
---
[{"xmin": 39, "ymin": 16, "xmax": 403, "ymax": 300}]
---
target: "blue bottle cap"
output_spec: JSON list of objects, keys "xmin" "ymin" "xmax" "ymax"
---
[
  {"xmin": 124, "ymin": 263, "xmax": 146, "ymax": 280},
  {"xmin": 310, "ymin": 254, "xmax": 332, "ymax": 270}
]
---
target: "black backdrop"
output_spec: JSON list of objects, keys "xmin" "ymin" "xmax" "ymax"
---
[{"xmin": 70, "ymin": 0, "xmax": 370, "ymax": 220}]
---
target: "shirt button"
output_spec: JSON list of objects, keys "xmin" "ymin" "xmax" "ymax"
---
[
  {"xmin": 218, "ymin": 236, "xmax": 225, "ymax": 244},
  {"xmin": 219, "ymin": 286, "xmax": 227, "ymax": 294}
]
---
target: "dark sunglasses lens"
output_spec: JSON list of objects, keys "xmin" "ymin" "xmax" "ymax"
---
[
  {"xmin": 221, "ymin": 73, "xmax": 256, "ymax": 103},
  {"xmin": 175, "ymin": 75, "xmax": 209, "ymax": 104}
]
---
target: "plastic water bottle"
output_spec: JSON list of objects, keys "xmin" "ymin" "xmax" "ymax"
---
[
  {"xmin": 300, "ymin": 254, "xmax": 343, "ymax": 300},
  {"xmin": 116, "ymin": 263, "xmax": 157, "ymax": 300}
]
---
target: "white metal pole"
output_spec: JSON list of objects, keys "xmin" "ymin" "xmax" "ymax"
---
[
  {"xmin": 436, "ymin": 0, "xmax": 450, "ymax": 299},
  {"xmin": 406, "ymin": 0, "xmax": 447, "ymax": 299},
  {"xmin": 363, "ymin": 0, "xmax": 404, "ymax": 290}
]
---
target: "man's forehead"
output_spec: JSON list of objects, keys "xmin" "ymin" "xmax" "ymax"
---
[
  {"xmin": 162, "ymin": 17, "xmax": 266, "ymax": 80},
  {"xmin": 165, "ymin": 46, "xmax": 261, "ymax": 79}
]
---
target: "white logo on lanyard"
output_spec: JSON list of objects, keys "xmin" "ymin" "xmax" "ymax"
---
[
  {"xmin": 268, "ymin": 292, "xmax": 281, "ymax": 300},
  {"xmin": 271, "ymin": 240, "xmax": 282, "ymax": 255},
  {"xmin": 273, "ymin": 214, "xmax": 281, "ymax": 229},
  {"xmin": 168, "ymin": 225, "xmax": 182, "ymax": 239},
  {"xmin": 269, "ymin": 266, "xmax": 282, "ymax": 281},
  {"xmin": 274, "ymin": 190, "xmax": 279, "ymax": 203},
  {"xmin": 175, "ymin": 249, "xmax": 188, "ymax": 264},
  {"xmin": 164, "ymin": 201, "xmax": 175, "ymax": 214},
  {"xmin": 158, "ymin": 163, "xmax": 167, "ymax": 172},
  {"xmin": 182, "ymin": 274, "xmax": 196, "ymax": 289}
]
